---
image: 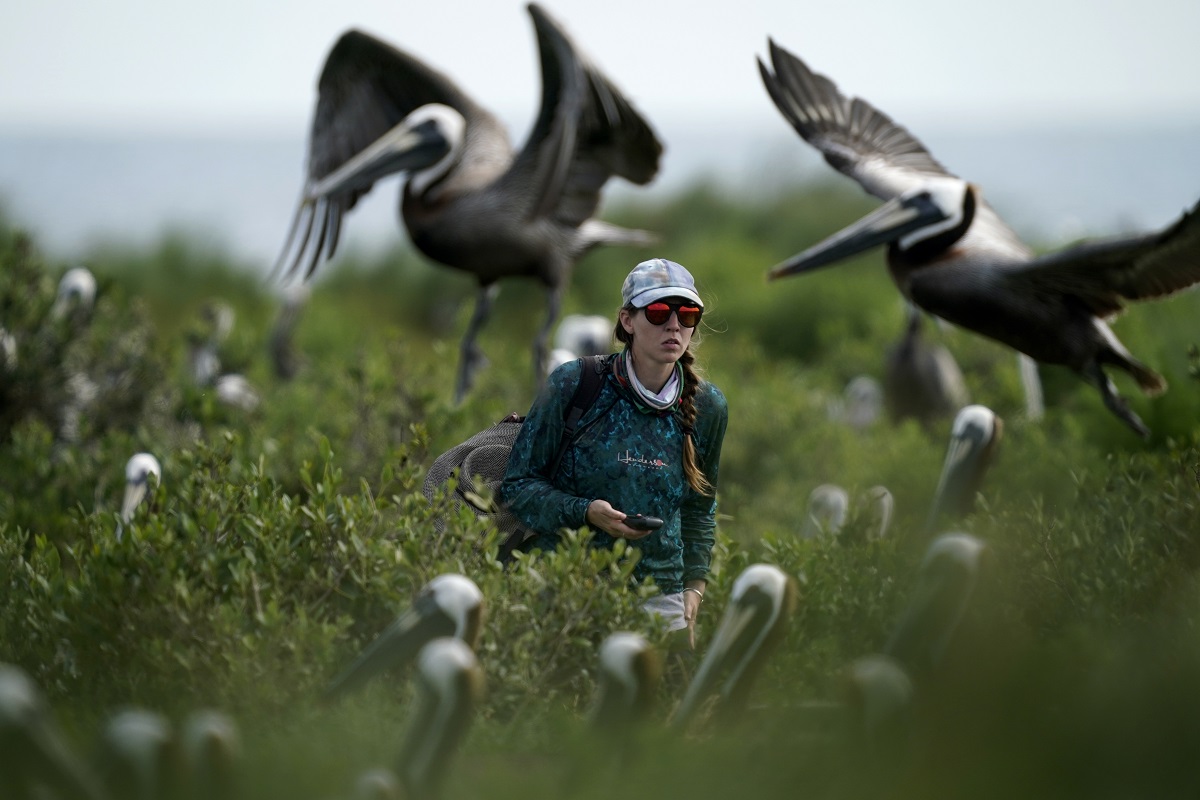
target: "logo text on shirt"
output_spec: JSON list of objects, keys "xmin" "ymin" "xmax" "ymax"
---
[{"xmin": 618, "ymin": 450, "xmax": 667, "ymax": 469}]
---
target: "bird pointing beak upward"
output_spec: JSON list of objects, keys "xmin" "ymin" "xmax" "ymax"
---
[{"xmin": 768, "ymin": 190, "xmax": 952, "ymax": 280}]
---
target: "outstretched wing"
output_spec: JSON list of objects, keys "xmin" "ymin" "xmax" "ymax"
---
[
  {"xmin": 1006, "ymin": 199, "xmax": 1200, "ymax": 317},
  {"xmin": 274, "ymin": 30, "xmax": 498, "ymax": 280},
  {"xmin": 502, "ymin": 3, "xmax": 663, "ymax": 228},
  {"xmin": 758, "ymin": 39, "xmax": 1027, "ymax": 258},
  {"xmin": 758, "ymin": 39, "xmax": 952, "ymax": 201}
]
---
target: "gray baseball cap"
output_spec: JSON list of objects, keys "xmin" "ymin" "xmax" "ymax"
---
[{"xmin": 621, "ymin": 258, "xmax": 704, "ymax": 309}]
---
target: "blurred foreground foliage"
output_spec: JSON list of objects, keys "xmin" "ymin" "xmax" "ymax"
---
[{"xmin": 1, "ymin": 183, "xmax": 1199, "ymax": 798}]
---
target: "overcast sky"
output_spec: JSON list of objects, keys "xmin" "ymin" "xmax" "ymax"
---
[{"xmin": 4, "ymin": 0, "xmax": 1200, "ymax": 136}]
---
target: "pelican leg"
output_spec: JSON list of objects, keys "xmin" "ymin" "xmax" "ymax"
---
[
  {"xmin": 455, "ymin": 284, "xmax": 500, "ymax": 404},
  {"xmin": 1083, "ymin": 362, "xmax": 1149, "ymax": 439},
  {"xmin": 533, "ymin": 284, "xmax": 566, "ymax": 389}
]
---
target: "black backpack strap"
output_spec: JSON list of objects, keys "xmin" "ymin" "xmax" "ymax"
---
[
  {"xmin": 502, "ymin": 356, "xmax": 608, "ymax": 562},
  {"xmin": 546, "ymin": 355, "xmax": 607, "ymax": 479}
]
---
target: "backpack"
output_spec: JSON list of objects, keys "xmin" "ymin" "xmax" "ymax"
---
[{"xmin": 422, "ymin": 355, "xmax": 608, "ymax": 560}]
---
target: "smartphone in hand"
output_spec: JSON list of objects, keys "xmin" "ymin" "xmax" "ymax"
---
[{"xmin": 624, "ymin": 514, "xmax": 664, "ymax": 531}]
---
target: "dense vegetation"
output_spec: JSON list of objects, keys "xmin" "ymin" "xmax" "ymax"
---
[{"xmin": 2, "ymin": 181, "xmax": 1199, "ymax": 798}]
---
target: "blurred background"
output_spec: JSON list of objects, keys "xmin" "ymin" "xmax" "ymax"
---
[{"xmin": 3, "ymin": 0, "xmax": 1199, "ymax": 267}]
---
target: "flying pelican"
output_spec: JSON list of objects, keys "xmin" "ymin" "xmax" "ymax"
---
[
  {"xmin": 589, "ymin": 631, "xmax": 662, "ymax": 733},
  {"xmin": 801, "ymin": 483, "xmax": 849, "ymax": 539},
  {"xmin": 0, "ymin": 663, "xmax": 104, "ymax": 800},
  {"xmin": 883, "ymin": 533, "xmax": 989, "ymax": 684},
  {"xmin": 275, "ymin": 4, "xmax": 663, "ymax": 403},
  {"xmin": 50, "ymin": 266, "xmax": 96, "ymax": 324},
  {"xmin": 759, "ymin": 42, "xmax": 1200, "ymax": 438},
  {"xmin": 671, "ymin": 564, "xmax": 799, "ymax": 728},
  {"xmin": 120, "ymin": 452, "xmax": 162, "ymax": 531},
  {"xmin": 323, "ymin": 574, "xmax": 484, "ymax": 703},
  {"xmin": 925, "ymin": 405, "xmax": 1003, "ymax": 533},
  {"xmin": 883, "ymin": 308, "xmax": 968, "ymax": 427}
]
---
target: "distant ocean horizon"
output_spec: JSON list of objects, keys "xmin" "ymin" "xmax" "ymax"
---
[{"xmin": 1, "ymin": 122, "xmax": 1197, "ymax": 271}]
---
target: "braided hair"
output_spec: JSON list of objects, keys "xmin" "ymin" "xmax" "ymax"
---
[{"xmin": 614, "ymin": 314, "xmax": 714, "ymax": 496}]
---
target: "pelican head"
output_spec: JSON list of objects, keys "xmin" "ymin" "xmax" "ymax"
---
[
  {"xmin": 0, "ymin": 663, "xmax": 104, "ymax": 800},
  {"xmin": 802, "ymin": 484, "xmax": 849, "ymax": 539},
  {"xmin": 840, "ymin": 654, "xmax": 914, "ymax": 756},
  {"xmin": 883, "ymin": 533, "xmax": 989, "ymax": 679},
  {"xmin": 925, "ymin": 404, "xmax": 1003, "ymax": 531},
  {"xmin": 864, "ymin": 485, "xmax": 895, "ymax": 541},
  {"xmin": 396, "ymin": 638, "xmax": 484, "ymax": 800},
  {"xmin": 98, "ymin": 709, "xmax": 185, "ymax": 800},
  {"xmin": 671, "ymin": 564, "xmax": 799, "ymax": 728},
  {"xmin": 121, "ymin": 452, "xmax": 162, "ymax": 527},
  {"xmin": 769, "ymin": 178, "xmax": 975, "ymax": 279},
  {"xmin": 322, "ymin": 574, "xmax": 484, "ymax": 702},
  {"xmin": 215, "ymin": 374, "xmax": 261, "ymax": 413},
  {"xmin": 554, "ymin": 314, "xmax": 615, "ymax": 357},
  {"xmin": 311, "ymin": 104, "xmax": 465, "ymax": 199},
  {"xmin": 181, "ymin": 710, "xmax": 240, "ymax": 800},
  {"xmin": 51, "ymin": 266, "xmax": 97, "ymax": 322},
  {"xmin": 589, "ymin": 632, "xmax": 662, "ymax": 732}
]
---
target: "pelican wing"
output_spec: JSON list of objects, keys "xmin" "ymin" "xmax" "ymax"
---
[
  {"xmin": 505, "ymin": 4, "xmax": 662, "ymax": 227},
  {"xmin": 758, "ymin": 40, "xmax": 952, "ymax": 201},
  {"xmin": 1007, "ymin": 199, "xmax": 1200, "ymax": 317},
  {"xmin": 275, "ymin": 30, "xmax": 499, "ymax": 280}
]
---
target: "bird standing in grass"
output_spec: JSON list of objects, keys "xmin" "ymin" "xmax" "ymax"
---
[
  {"xmin": 323, "ymin": 574, "xmax": 484, "ymax": 703},
  {"xmin": 275, "ymin": 4, "xmax": 662, "ymax": 403}
]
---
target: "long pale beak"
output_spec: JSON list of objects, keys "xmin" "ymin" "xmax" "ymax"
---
[
  {"xmin": 768, "ymin": 193, "xmax": 947, "ymax": 280},
  {"xmin": 322, "ymin": 596, "xmax": 455, "ymax": 703},
  {"xmin": 309, "ymin": 117, "xmax": 450, "ymax": 198},
  {"xmin": 671, "ymin": 589, "xmax": 773, "ymax": 727}
]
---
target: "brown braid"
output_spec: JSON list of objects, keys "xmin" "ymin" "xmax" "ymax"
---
[{"xmin": 614, "ymin": 312, "xmax": 713, "ymax": 496}]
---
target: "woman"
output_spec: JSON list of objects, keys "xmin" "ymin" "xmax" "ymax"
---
[{"xmin": 500, "ymin": 258, "xmax": 728, "ymax": 647}]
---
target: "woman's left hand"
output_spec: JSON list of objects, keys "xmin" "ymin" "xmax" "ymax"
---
[{"xmin": 682, "ymin": 581, "xmax": 706, "ymax": 649}]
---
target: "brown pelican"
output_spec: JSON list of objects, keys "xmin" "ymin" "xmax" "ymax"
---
[
  {"xmin": 554, "ymin": 314, "xmax": 614, "ymax": 358},
  {"xmin": 395, "ymin": 638, "xmax": 484, "ymax": 800},
  {"xmin": 181, "ymin": 709, "xmax": 241, "ymax": 800},
  {"xmin": 50, "ymin": 266, "xmax": 96, "ymax": 324},
  {"xmin": 925, "ymin": 405, "xmax": 1003, "ymax": 533},
  {"xmin": 883, "ymin": 533, "xmax": 988, "ymax": 683},
  {"xmin": 759, "ymin": 42, "xmax": 1200, "ymax": 438},
  {"xmin": 0, "ymin": 663, "xmax": 104, "ymax": 800},
  {"xmin": 120, "ymin": 452, "xmax": 161, "ymax": 532},
  {"xmin": 589, "ymin": 632, "xmax": 662, "ymax": 733},
  {"xmin": 275, "ymin": 4, "xmax": 663, "ymax": 402},
  {"xmin": 671, "ymin": 564, "xmax": 799, "ymax": 728},
  {"xmin": 883, "ymin": 308, "xmax": 969, "ymax": 427},
  {"xmin": 97, "ymin": 708, "xmax": 185, "ymax": 800},
  {"xmin": 801, "ymin": 483, "xmax": 849, "ymax": 538},
  {"xmin": 862, "ymin": 485, "xmax": 895, "ymax": 541},
  {"xmin": 840, "ymin": 654, "xmax": 914, "ymax": 760},
  {"xmin": 214, "ymin": 374, "xmax": 261, "ymax": 413},
  {"xmin": 323, "ymin": 574, "xmax": 484, "ymax": 703}
]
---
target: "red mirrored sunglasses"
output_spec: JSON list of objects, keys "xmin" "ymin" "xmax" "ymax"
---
[{"xmin": 642, "ymin": 301, "xmax": 703, "ymax": 328}]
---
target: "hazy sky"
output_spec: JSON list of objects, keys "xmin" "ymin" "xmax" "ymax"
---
[{"xmin": 4, "ymin": 0, "xmax": 1200, "ymax": 136}]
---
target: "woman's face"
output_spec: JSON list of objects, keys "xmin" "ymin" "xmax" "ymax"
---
[{"xmin": 619, "ymin": 297, "xmax": 695, "ymax": 370}]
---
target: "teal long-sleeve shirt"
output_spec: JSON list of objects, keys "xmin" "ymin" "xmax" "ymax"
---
[{"xmin": 499, "ymin": 355, "xmax": 728, "ymax": 595}]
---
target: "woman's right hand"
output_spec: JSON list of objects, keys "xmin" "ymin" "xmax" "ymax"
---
[{"xmin": 586, "ymin": 499, "xmax": 654, "ymax": 540}]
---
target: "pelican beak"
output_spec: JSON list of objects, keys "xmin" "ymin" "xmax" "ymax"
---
[
  {"xmin": 672, "ymin": 591, "xmax": 769, "ymax": 727},
  {"xmin": 321, "ymin": 594, "xmax": 456, "ymax": 703},
  {"xmin": 768, "ymin": 192, "xmax": 948, "ymax": 280},
  {"xmin": 309, "ymin": 116, "xmax": 450, "ymax": 197}
]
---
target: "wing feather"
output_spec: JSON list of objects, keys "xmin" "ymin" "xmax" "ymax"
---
[{"xmin": 1007, "ymin": 200, "xmax": 1200, "ymax": 317}]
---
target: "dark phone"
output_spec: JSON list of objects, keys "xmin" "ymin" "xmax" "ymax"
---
[{"xmin": 624, "ymin": 515, "xmax": 664, "ymax": 531}]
